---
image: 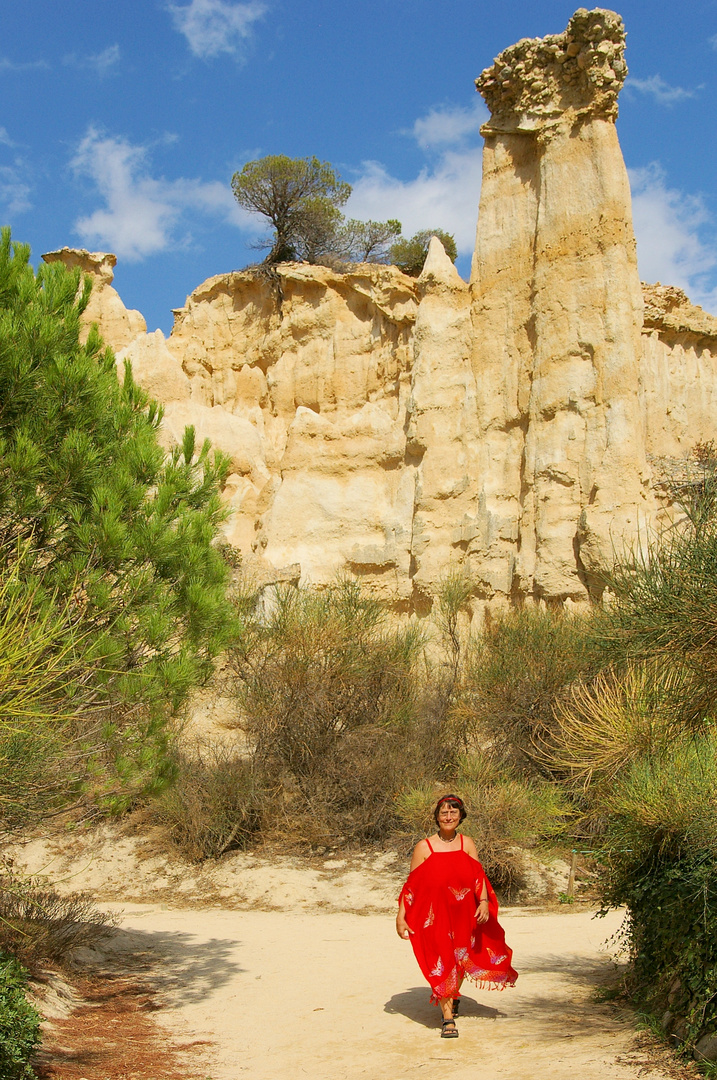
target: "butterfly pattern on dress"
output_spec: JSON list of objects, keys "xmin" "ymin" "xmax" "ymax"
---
[
  {"xmin": 404, "ymin": 890, "xmax": 414, "ymax": 907},
  {"xmin": 449, "ymin": 887, "xmax": 470, "ymax": 901},
  {"xmin": 454, "ymin": 946, "xmax": 468, "ymax": 962},
  {"xmin": 488, "ymin": 946, "xmax": 508, "ymax": 965},
  {"xmin": 423, "ymin": 904, "xmax": 435, "ymax": 928},
  {"xmin": 429, "ymin": 957, "xmax": 444, "ymax": 977}
]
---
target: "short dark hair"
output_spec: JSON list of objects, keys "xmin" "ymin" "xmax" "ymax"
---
[{"xmin": 434, "ymin": 794, "xmax": 467, "ymax": 825}]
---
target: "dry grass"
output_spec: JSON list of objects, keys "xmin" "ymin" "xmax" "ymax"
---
[
  {"xmin": 152, "ymin": 739, "xmax": 259, "ymax": 861},
  {"xmin": 0, "ymin": 859, "xmax": 116, "ymax": 968}
]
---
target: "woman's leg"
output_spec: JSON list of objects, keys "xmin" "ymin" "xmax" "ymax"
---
[{"xmin": 439, "ymin": 997, "xmax": 458, "ymax": 1036}]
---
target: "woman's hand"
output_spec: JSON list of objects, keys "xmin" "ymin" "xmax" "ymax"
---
[
  {"xmin": 475, "ymin": 898, "xmax": 490, "ymax": 925},
  {"xmin": 396, "ymin": 915, "xmax": 414, "ymax": 940}
]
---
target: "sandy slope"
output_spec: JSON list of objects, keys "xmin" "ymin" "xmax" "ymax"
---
[{"xmin": 88, "ymin": 903, "xmax": 673, "ymax": 1080}]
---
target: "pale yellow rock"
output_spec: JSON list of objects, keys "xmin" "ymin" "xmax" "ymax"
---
[
  {"xmin": 42, "ymin": 247, "xmax": 146, "ymax": 349},
  {"xmin": 472, "ymin": 7, "xmax": 649, "ymax": 601},
  {"xmin": 408, "ymin": 238, "xmax": 477, "ymax": 596},
  {"xmin": 116, "ymin": 330, "xmax": 191, "ymax": 403},
  {"xmin": 640, "ymin": 283, "xmax": 717, "ymax": 462}
]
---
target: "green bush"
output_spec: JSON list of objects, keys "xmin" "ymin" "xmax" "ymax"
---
[
  {"xmin": 456, "ymin": 606, "xmax": 603, "ymax": 771},
  {"xmin": 0, "ymin": 954, "xmax": 40, "ymax": 1080},
  {"xmin": 389, "ymin": 229, "xmax": 457, "ymax": 275},
  {"xmin": 0, "ymin": 228, "xmax": 239, "ymax": 823},
  {"xmin": 597, "ymin": 736, "xmax": 717, "ymax": 1050}
]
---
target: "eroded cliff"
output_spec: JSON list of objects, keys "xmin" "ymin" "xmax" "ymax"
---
[{"xmin": 43, "ymin": 8, "xmax": 717, "ymax": 615}]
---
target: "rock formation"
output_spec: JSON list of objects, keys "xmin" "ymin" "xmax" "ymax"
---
[
  {"xmin": 471, "ymin": 6, "xmax": 648, "ymax": 602},
  {"xmin": 43, "ymin": 8, "xmax": 717, "ymax": 616}
]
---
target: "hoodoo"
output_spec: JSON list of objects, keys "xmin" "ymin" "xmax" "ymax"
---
[{"xmin": 471, "ymin": 7, "xmax": 647, "ymax": 602}]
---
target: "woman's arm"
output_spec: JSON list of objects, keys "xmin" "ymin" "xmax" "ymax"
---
[
  {"xmin": 396, "ymin": 840, "xmax": 431, "ymax": 939},
  {"xmin": 396, "ymin": 896, "xmax": 413, "ymax": 939}
]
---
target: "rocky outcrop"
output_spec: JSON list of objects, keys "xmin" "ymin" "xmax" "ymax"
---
[
  {"xmin": 471, "ymin": 7, "xmax": 648, "ymax": 602},
  {"xmin": 42, "ymin": 248, "xmax": 146, "ymax": 350},
  {"xmin": 640, "ymin": 284, "xmax": 717, "ymax": 464},
  {"xmin": 43, "ymin": 8, "xmax": 717, "ymax": 613}
]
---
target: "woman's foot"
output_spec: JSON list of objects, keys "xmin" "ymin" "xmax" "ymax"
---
[{"xmin": 441, "ymin": 1018, "xmax": 459, "ymax": 1038}]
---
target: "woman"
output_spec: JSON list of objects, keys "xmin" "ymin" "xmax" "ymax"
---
[{"xmin": 396, "ymin": 794, "xmax": 517, "ymax": 1038}]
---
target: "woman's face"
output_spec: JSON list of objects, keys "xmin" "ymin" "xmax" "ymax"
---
[{"xmin": 437, "ymin": 802, "xmax": 461, "ymax": 830}]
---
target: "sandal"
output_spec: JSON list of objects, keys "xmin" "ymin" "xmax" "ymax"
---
[{"xmin": 441, "ymin": 1018, "xmax": 459, "ymax": 1038}]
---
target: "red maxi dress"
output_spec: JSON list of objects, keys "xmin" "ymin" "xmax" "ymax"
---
[{"xmin": 399, "ymin": 835, "xmax": 518, "ymax": 1002}]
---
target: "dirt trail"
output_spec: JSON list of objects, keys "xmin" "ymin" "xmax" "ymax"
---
[{"xmin": 86, "ymin": 903, "xmax": 678, "ymax": 1080}]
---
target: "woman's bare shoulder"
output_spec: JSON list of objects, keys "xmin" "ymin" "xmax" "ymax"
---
[
  {"xmin": 409, "ymin": 838, "xmax": 432, "ymax": 871},
  {"xmin": 462, "ymin": 834, "xmax": 480, "ymax": 860}
]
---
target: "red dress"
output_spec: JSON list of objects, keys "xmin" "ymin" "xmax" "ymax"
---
[{"xmin": 399, "ymin": 835, "xmax": 518, "ymax": 1002}]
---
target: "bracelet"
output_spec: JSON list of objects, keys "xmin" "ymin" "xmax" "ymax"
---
[{"xmin": 478, "ymin": 898, "xmax": 489, "ymax": 904}]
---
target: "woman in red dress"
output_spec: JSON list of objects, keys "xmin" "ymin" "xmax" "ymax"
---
[{"xmin": 396, "ymin": 794, "xmax": 517, "ymax": 1038}]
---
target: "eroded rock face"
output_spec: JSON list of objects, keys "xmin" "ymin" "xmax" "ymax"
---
[
  {"xmin": 44, "ymin": 9, "xmax": 717, "ymax": 612},
  {"xmin": 42, "ymin": 247, "xmax": 146, "ymax": 350},
  {"xmin": 641, "ymin": 285, "xmax": 717, "ymax": 463},
  {"xmin": 471, "ymin": 6, "xmax": 649, "ymax": 602}
]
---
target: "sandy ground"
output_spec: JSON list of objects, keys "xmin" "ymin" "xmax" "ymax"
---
[
  {"xmin": 10, "ymin": 826, "xmax": 686, "ymax": 1080},
  {"xmin": 78, "ymin": 902, "xmax": 671, "ymax": 1080}
]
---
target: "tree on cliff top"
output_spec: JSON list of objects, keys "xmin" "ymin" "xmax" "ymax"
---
[
  {"xmin": 231, "ymin": 155, "xmax": 351, "ymax": 264},
  {"xmin": 389, "ymin": 229, "xmax": 458, "ymax": 276}
]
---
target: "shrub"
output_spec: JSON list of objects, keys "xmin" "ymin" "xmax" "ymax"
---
[
  {"xmin": 456, "ymin": 606, "xmax": 603, "ymax": 771},
  {"xmin": 537, "ymin": 661, "xmax": 701, "ymax": 793},
  {"xmin": 0, "ymin": 954, "xmax": 40, "ymax": 1080},
  {"xmin": 0, "ymin": 859, "xmax": 116, "ymax": 966},
  {"xmin": 153, "ymin": 740, "xmax": 259, "ymax": 861},
  {"xmin": 596, "ymin": 736, "xmax": 717, "ymax": 1050},
  {"xmin": 600, "ymin": 445, "xmax": 717, "ymax": 722},
  {"xmin": 230, "ymin": 579, "xmax": 457, "ymax": 845}
]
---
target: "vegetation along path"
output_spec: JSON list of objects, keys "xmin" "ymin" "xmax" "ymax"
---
[{"xmin": 49, "ymin": 902, "xmax": 689, "ymax": 1080}]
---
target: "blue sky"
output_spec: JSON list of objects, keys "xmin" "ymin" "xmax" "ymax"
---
[{"xmin": 2, "ymin": 0, "xmax": 717, "ymax": 333}]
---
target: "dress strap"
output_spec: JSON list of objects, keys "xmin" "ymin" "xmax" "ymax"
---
[
  {"xmin": 460, "ymin": 833, "xmax": 464, "ymax": 851},
  {"xmin": 426, "ymin": 838, "xmax": 434, "ymax": 853}
]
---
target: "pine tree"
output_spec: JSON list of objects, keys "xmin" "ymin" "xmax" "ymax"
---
[{"xmin": 0, "ymin": 227, "xmax": 237, "ymax": 724}]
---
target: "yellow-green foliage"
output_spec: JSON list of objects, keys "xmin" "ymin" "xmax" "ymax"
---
[{"xmin": 541, "ymin": 661, "xmax": 702, "ymax": 791}]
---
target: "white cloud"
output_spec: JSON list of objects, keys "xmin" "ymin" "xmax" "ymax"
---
[
  {"xmin": 0, "ymin": 57, "xmax": 49, "ymax": 72},
  {"xmin": 0, "ymin": 128, "xmax": 31, "ymax": 215},
  {"xmin": 627, "ymin": 75, "xmax": 694, "ymax": 105},
  {"xmin": 410, "ymin": 101, "xmax": 488, "ymax": 150},
  {"xmin": 347, "ymin": 149, "xmax": 482, "ymax": 257},
  {"xmin": 167, "ymin": 0, "xmax": 267, "ymax": 60},
  {"xmin": 0, "ymin": 169, "xmax": 31, "ymax": 216},
  {"xmin": 71, "ymin": 127, "xmax": 255, "ymax": 260},
  {"xmin": 64, "ymin": 45, "xmax": 121, "ymax": 78},
  {"xmin": 346, "ymin": 101, "xmax": 485, "ymax": 257},
  {"xmin": 630, "ymin": 164, "xmax": 717, "ymax": 312}
]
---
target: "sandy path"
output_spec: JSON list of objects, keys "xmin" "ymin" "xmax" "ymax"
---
[{"xmin": 96, "ymin": 903, "xmax": 672, "ymax": 1080}]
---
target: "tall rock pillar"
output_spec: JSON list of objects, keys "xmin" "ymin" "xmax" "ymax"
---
[{"xmin": 471, "ymin": 7, "xmax": 649, "ymax": 602}]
